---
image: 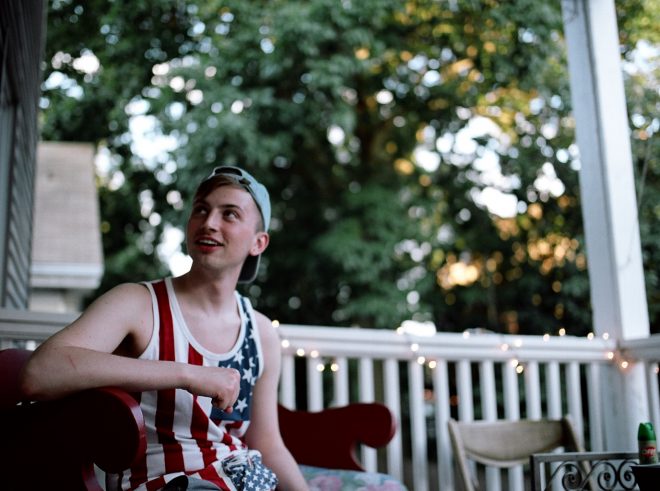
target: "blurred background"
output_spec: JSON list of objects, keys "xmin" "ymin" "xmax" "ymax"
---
[{"xmin": 37, "ymin": 0, "xmax": 659, "ymax": 336}]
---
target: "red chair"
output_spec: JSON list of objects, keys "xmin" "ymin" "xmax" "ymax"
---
[
  {"xmin": 0, "ymin": 348, "xmax": 146, "ymax": 490},
  {"xmin": 0, "ymin": 348, "xmax": 398, "ymax": 489},
  {"xmin": 278, "ymin": 401, "xmax": 396, "ymax": 471}
]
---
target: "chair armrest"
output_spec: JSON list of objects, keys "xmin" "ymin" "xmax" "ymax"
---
[
  {"xmin": 278, "ymin": 402, "xmax": 396, "ymax": 471},
  {"xmin": 0, "ymin": 348, "xmax": 146, "ymax": 490},
  {"xmin": 0, "ymin": 347, "xmax": 32, "ymax": 407},
  {"xmin": 63, "ymin": 385, "xmax": 147, "ymax": 472}
]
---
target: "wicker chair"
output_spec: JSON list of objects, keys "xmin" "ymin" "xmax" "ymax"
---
[{"xmin": 448, "ymin": 417, "xmax": 584, "ymax": 491}]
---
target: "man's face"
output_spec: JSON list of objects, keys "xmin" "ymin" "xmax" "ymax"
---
[{"xmin": 186, "ymin": 184, "xmax": 268, "ymax": 276}]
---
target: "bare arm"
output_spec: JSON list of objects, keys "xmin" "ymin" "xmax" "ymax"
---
[
  {"xmin": 245, "ymin": 312, "xmax": 308, "ymax": 490},
  {"xmin": 20, "ymin": 283, "xmax": 240, "ymax": 410}
]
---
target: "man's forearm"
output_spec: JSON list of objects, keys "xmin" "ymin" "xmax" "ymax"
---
[
  {"xmin": 19, "ymin": 345, "xmax": 188, "ymax": 400},
  {"xmin": 261, "ymin": 445, "xmax": 309, "ymax": 491}
]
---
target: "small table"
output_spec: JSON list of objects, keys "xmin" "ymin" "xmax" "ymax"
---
[{"xmin": 530, "ymin": 451, "xmax": 639, "ymax": 491}]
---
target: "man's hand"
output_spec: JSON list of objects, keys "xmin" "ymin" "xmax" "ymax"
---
[{"xmin": 185, "ymin": 365, "xmax": 241, "ymax": 413}]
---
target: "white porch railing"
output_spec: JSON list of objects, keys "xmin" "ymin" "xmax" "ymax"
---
[
  {"xmin": 2, "ymin": 308, "xmax": 659, "ymax": 491},
  {"xmin": 278, "ymin": 325, "xmax": 660, "ymax": 490}
]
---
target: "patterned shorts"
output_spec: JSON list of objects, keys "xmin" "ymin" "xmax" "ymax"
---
[{"xmin": 221, "ymin": 450, "xmax": 278, "ymax": 491}]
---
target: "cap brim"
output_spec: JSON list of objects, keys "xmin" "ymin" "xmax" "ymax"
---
[{"xmin": 239, "ymin": 254, "xmax": 260, "ymax": 283}]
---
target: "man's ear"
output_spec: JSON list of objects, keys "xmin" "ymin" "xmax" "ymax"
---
[{"xmin": 250, "ymin": 231, "xmax": 269, "ymax": 256}]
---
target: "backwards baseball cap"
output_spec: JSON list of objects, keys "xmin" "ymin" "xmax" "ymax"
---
[{"xmin": 197, "ymin": 165, "xmax": 271, "ymax": 283}]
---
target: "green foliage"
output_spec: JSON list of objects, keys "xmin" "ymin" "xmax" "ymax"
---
[
  {"xmin": 628, "ymin": 59, "xmax": 660, "ymax": 328},
  {"xmin": 40, "ymin": 0, "xmax": 659, "ymax": 333}
]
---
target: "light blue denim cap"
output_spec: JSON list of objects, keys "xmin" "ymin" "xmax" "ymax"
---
[
  {"xmin": 202, "ymin": 165, "xmax": 271, "ymax": 282},
  {"xmin": 205, "ymin": 166, "xmax": 271, "ymax": 230}
]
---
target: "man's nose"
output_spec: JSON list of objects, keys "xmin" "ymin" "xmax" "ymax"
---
[{"xmin": 201, "ymin": 209, "xmax": 222, "ymax": 230}]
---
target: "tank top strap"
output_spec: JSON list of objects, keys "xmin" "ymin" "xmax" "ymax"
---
[{"xmin": 150, "ymin": 279, "xmax": 176, "ymax": 362}]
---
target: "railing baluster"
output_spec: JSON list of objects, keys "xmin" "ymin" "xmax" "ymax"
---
[
  {"xmin": 333, "ymin": 356, "xmax": 349, "ymax": 406},
  {"xmin": 525, "ymin": 361, "xmax": 542, "ymax": 418},
  {"xmin": 280, "ymin": 354, "xmax": 295, "ymax": 408},
  {"xmin": 359, "ymin": 357, "xmax": 377, "ymax": 471},
  {"xmin": 503, "ymin": 360, "xmax": 520, "ymax": 420},
  {"xmin": 481, "ymin": 361, "xmax": 498, "ymax": 420},
  {"xmin": 433, "ymin": 359, "xmax": 454, "ymax": 491},
  {"xmin": 544, "ymin": 361, "xmax": 564, "ymax": 483},
  {"xmin": 456, "ymin": 360, "xmax": 476, "ymax": 486},
  {"xmin": 456, "ymin": 360, "xmax": 474, "ymax": 422},
  {"xmin": 586, "ymin": 363, "xmax": 604, "ymax": 450},
  {"xmin": 359, "ymin": 357, "xmax": 375, "ymax": 401},
  {"xmin": 307, "ymin": 356, "xmax": 323, "ymax": 411},
  {"xmin": 503, "ymin": 360, "xmax": 524, "ymax": 491},
  {"xmin": 408, "ymin": 359, "xmax": 429, "ymax": 491},
  {"xmin": 546, "ymin": 361, "xmax": 562, "ymax": 419},
  {"xmin": 480, "ymin": 361, "xmax": 502, "ymax": 491},
  {"xmin": 384, "ymin": 358, "xmax": 404, "ymax": 482},
  {"xmin": 566, "ymin": 361, "xmax": 584, "ymax": 442}
]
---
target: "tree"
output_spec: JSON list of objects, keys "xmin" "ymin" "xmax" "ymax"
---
[
  {"xmin": 40, "ymin": 0, "xmax": 659, "ymax": 334},
  {"xmin": 41, "ymin": 0, "xmax": 198, "ymax": 291}
]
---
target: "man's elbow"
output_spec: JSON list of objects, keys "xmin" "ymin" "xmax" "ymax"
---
[{"xmin": 18, "ymin": 356, "xmax": 54, "ymax": 401}]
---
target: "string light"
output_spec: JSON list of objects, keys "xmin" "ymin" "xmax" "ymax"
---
[
  {"xmin": 279, "ymin": 327, "xmax": 635, "ymax": 400},
  {"xmin": 272, "ymin": 320, "xmax": 280, "ymax": 328}
]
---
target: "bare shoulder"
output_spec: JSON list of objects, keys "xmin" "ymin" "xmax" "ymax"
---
[
  {"xmin": 96, "ymin": 282, "xmax": 151, "ymax": 302},
  {"xmin": 252, "ymin": 309, "xmax": 281, "ymax": 353},
  {"xmin": 89, "ymin": 281, "xmax": 153, "ymax": 325},
  {"xmin": 47, "ymin": 282, "xmax": 154, "ymax": 353},
  {"xmin": 84, "ymin": 282, "xmax": 152, "ymax": 321},
  {"xmin": 250, "ymin": 309, "xmax": 283, "ymax": 387}
]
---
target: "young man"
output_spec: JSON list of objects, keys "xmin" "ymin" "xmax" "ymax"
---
[{"xmin": 20, "ymin": 166, "xmax": 309, "ymax": 491}]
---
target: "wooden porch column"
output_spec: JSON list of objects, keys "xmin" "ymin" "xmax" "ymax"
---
[{"xmin": 561, "ymin": 0, "xmax": 650, "ymax": 449}]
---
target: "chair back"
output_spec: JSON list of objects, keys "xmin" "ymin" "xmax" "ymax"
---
[
  {"xmin": 448, "ymin": 417, "xmax": 584, "ymax": 491},
  {"xmin": 278, "ymin": 402, "xmax": 396, "ymax": 471}
]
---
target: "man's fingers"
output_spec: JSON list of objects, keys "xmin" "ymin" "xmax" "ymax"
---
[{"xmin": 211, "ymin": 396, "xmax": 235, "ymax": 413}]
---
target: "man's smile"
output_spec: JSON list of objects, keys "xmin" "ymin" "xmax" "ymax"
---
[{"xmin": 195, "ymin": 237, "xmax": 224, "ymax": 251}]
